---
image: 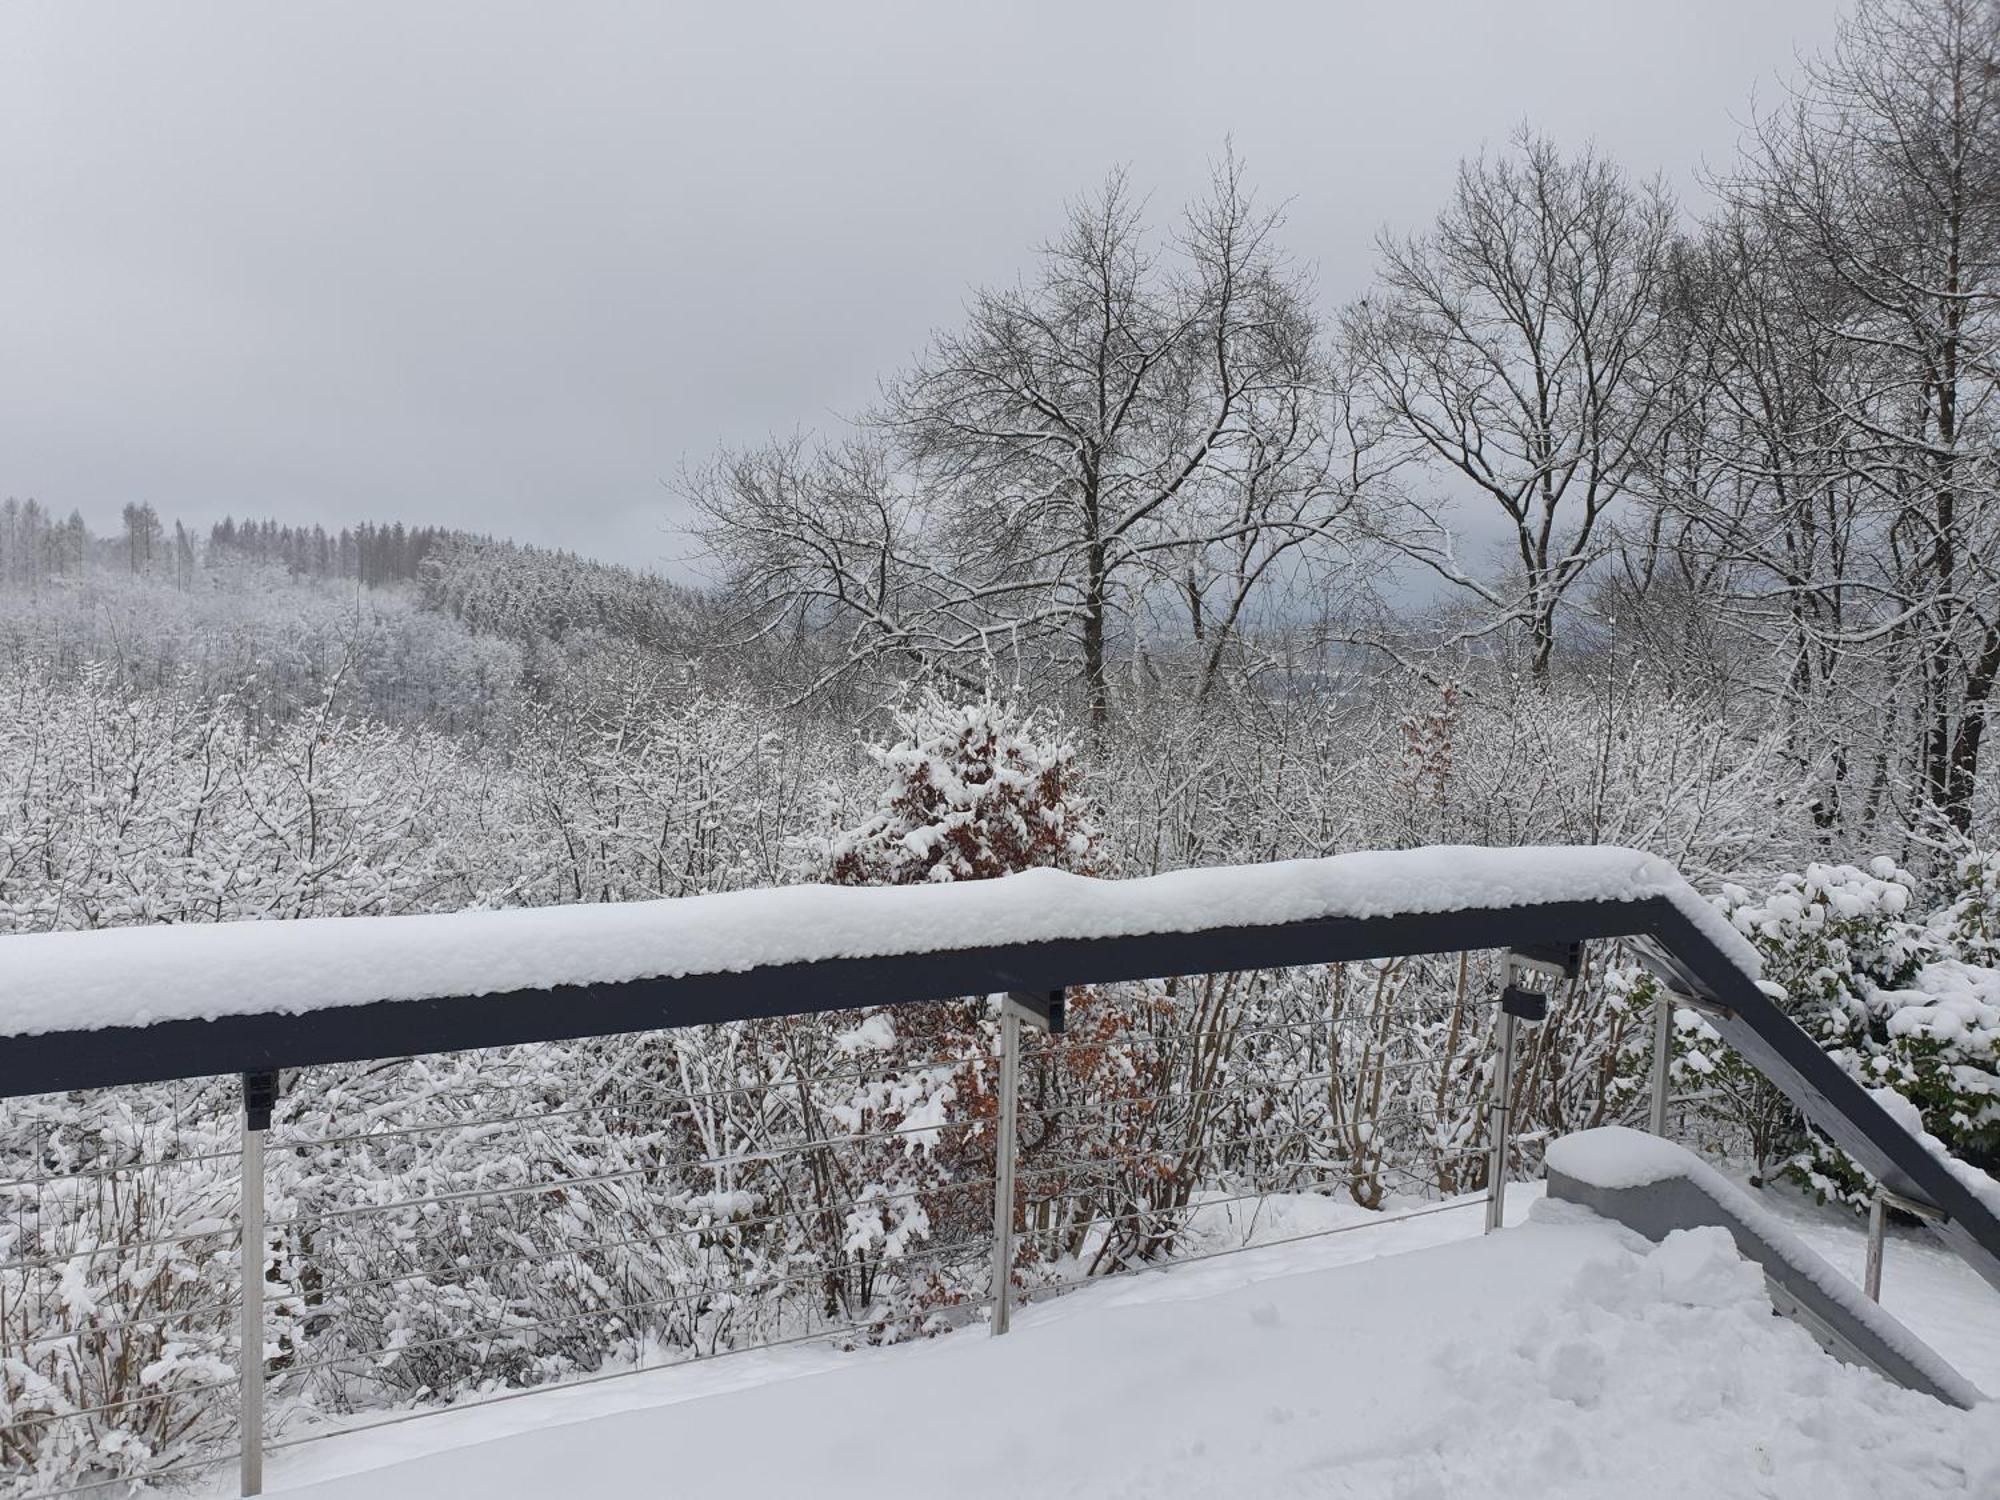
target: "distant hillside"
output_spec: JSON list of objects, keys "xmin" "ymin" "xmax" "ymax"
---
[
  {"xmin": 419, "ymin": 535, "xmax": 707, "ymax": 655},
  {"xmin": 0, "ymin": 507, "xmax": 718, "ymax": 732},
  {"xmin": 208, "ymin": 516, "xmax": 477, "ymax": 586}
]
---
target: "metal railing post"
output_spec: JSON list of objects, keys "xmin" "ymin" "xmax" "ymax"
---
[
  {"xmin": 1485, "ymin": 1008, "xmax": 1518, "ymax": 1235},
  {"xmin": 1865, "ymin": 1189, "xmax": 1886, "ymax": 1302},
  {"xmin": 1486, "ymin": 949, "xmax": 1566, "ymax": 1235},
  {"xmin": 989, "ymin": 990, "xmax": 1059, "ymax": 1337},
  {"xmin": 240, "ymin": 1071, "xmax": 278, "ymax": 1497},
  {"xmin": 1864, "ymin": 1187, "xmax": 1948, "ymax": 1304},
  {"xmin": 1648, "ymin": 989, "xmax": 1673, "ymax": 1137},
  {"xmin": 989, "ymin": 1005, "xmax": 1021, "ymax": 1336}
]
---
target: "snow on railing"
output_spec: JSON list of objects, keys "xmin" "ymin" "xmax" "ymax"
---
[
  {"xmin": 0, "ymin": 845, "xmax": 1746, "ymax": 1039},
  {"xmin": 6, "ymin": 842, "xmax": 1998, "ymax": 1497}
]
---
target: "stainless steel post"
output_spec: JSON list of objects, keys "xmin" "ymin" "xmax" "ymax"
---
[
  {"xmin": 239, "ymin": 1121, "xmax": 265, "ymax": 1497},
  {"xmin": 1485, "ymin": 1009, "xmax": 1518, "ymax": 1235},
  {"xmin": 989, "ymin": 1005, "xmax": 1022, "ymax": 1336},
  {"xmin": 1648, "ymin": 990, "xmax": 1673, "ymax": 1137},
  {"xmin": 1865, "ymin": 1190, "xmax": 1886, "ymax": 1302}
]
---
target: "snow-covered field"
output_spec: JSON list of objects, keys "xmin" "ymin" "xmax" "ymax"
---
[{"xmin": 250, "ymin": 1186, "xmax": 2000, "ymax": 1500}]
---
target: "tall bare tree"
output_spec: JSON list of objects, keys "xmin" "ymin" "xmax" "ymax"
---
[
  {"xmin": 1344, "ymin": 132, "xmax": 1679, "ymax": 679},
  {"xmin": 687, "ymin": 436, "xmax": 1000, "ymax": 699},
  {"xmin": 694, "ymin": 160, "xmax": 1374, "ymax": 722},
  {"xmin": 883, "ymin": 157, "xmax": 1369, "ymax": 723},
  {"xmin": 1714, "ymin": 0, "xmax": 2000, "ymax": 834},
  {"xmin": 1604, "ymin": 213, "xmax": 1887, "ymax": 829}
]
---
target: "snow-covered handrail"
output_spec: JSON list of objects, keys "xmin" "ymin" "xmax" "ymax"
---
[
  {"xmin": 2, "ymin": 841, "xmax": 1998, "ymax": 1298},
  {"xmin": 0, "ymin": 845, "xmax": 1743, "ymax": 1041}
]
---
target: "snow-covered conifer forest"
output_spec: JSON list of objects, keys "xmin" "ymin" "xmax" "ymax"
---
[{"xmin": 3, "ymin": 0, "xmax": 2000, "ymax": 1491}]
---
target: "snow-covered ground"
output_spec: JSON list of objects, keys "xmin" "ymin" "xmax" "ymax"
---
[{"xmin": 250, "ymin": 1186, "xmax": 2000, "ymax": 1500}]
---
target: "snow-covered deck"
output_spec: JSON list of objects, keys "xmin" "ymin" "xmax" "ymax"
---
[{"xmin": 251, "ymin": 1192, "xmax": 2000, "ymax": 1500}]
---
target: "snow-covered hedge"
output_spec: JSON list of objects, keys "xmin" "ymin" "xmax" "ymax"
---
[{"xmin": 1617, "ymin": 853, "xmax": 2000, "ymax": 1209}]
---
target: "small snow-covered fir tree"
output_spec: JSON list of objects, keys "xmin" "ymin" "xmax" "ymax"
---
[
  {"xmin": 829, "ymin": 692, "xmax": 1098, "ymax": 885},
  {"xmin": 800, "ymin": 692, "xmax": 1171, "ymax": 1335}
]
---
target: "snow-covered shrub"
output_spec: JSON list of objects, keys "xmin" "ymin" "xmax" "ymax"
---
[
  {"xmin": 1679, "ymin": 858, "xmax": 2000, "ymax": 1210},
  {"xmin": 810, "ymin": 692, "xmax": 1171, "ymax": 1332},
  {"xmin": 829, "ymin": 691, "xmax": 1097, "ymax": 886},
  {"xmin": 1725, "ymin": 860, "xmax": 1927, "ymax": 1030},
  {"xmin": 1714, "ymin": 861, "xmax": 1916, "ymax": 1201},
  {"xmin": 1933, "ymin": 845, "xmax": 2000, "ymax": 966},
  {"xmin": 1859, "ymin": 961, "xmax": 2000, "ymax": 1192},
  {"xmin": 0, "ymin": 1090, "xmax": 242, "ymax": 1495}
]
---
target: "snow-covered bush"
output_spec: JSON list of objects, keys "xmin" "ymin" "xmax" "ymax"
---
[
  {"xmin": 812, "ymin": 692, "xmax": 1176, "ymax": 1330},
  {"xmin": 0, "ymin": 1089, "xmax": 242, "ymax": 1494},
  {"xmin": 1866, "ymin": 962, "xmax": 2000, "ymax": 1183},
  {"xmin": 830, "ymin": 691, "xmax": 1098, "ymax": 886},
  {"xmin": 1648, "ymin": 858, "xmax": 2000, "ymax": 1210},
  {"xmin": 1933, "ymin": 845, "xmax": 2000, "ymax": 966}
]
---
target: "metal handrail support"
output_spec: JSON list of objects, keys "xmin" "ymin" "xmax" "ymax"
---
[
  {"xmin": 990, "ymin": 991, "xmax": 1060, "ymax": 1337},
  {"xmin": 1485, "ymin": 951, "xmax": 1561, "ymax": 1234},
  {"xmin": 239, "ymin": 1070, "xmax": 278, "ymax": 1499},
  {"xmin": 1647, "ymin": 991, "xmax": 1673, "ymax": 1137},
  {"xmin": 1865, "ymin": 1186, "xmax": 1949, "ymax": 1304}
]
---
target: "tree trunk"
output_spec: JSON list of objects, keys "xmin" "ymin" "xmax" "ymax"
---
[{"xmin": 1083, "ymin": 543, "xmax": 1109, "ymax": 730}]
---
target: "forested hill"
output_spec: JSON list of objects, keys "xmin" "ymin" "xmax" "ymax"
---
[
  {"xmin": 206, "ymin": 516, "xmax": 705, "ymax": 651},
  {"xmin": 208, "ymin": 516, "xmax": 472, "ymax": 586},
  {"xmin": 0, "ymin": 504, "xmax": 714, "ymax": 733},
  {"xmin": 418, "ymin": 535, "xmax": 706, "ymax": 653}
]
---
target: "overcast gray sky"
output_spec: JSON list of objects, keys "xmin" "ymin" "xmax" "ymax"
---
[{"xmin": 2, "ymin": 0, "xmax": 1842, "ymax": 578}]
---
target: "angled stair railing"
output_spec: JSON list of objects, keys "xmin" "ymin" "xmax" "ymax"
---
[{"xmin": 1626, "ymin": 902, "xmax": 2000, "ymax": 1296}]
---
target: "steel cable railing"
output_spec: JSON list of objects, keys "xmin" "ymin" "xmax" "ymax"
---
[
  {"xmin": 2, "ymin": 975, "xmax": 1534, "ymax": 1498},
  {"xmin": 254, "ymin": 1316, "xmax": 889, "ymax": 1463},
  {"xmin": 273, "ymin": 1227, "xmax": 1011, "ymax": 1384},
  {"xmin": 42, "ymin": 1449, "xmax": 246, "ymax": 1500},
  {"xmin": 1010, "ymin": 1194, "xmax": 1491, "ymax": 1310}
]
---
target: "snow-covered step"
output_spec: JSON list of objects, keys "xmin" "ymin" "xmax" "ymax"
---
[{"xmin": 1546, "ymin": 1126, "xmax": 1983, "ymax": 1408}]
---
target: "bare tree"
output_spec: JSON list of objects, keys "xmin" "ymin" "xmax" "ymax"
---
[
  {"xmin": 878, "ymin": 156, "xmax": 1369, "ymax": 724},
  {"xmin": 1716, "ymin": 0, "xmax": 2000, "ymax": 834},
  {"xmin": 1604, "ymin": 213, "xmax": 1888, "ymax": 830},
  {"xmin": 692, "ymin": 160, "xmax": 1374, "ymax": 721},
  {"xmin": 688, "ymin": 435, "xmax": 1016, "ymax": 700},
  {"xmin": 1344, "ymin": 132, "xmax": 1679, "ymax": 679}
]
